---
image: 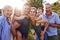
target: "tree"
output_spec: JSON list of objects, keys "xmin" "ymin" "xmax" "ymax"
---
[
  {"xmin": 51, "ymin": 1, "xmax": 60, "ymax": 16},
  {"xmin": 27, "ymin": 0, "xmax": 43, "ymax": 8}
]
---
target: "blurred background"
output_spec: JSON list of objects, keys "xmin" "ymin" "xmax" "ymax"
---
[{"xmin": 0, "ymin": 0, "xmax": 60, "ymax": 40}]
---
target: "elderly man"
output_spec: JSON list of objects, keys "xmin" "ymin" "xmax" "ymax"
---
[
  {"xmin": 42, "ymin": 3, "xmax": 60, "ymax": 40},
  {"xmin": 0, "ymin": 6, "xmax": 13, "ymax": 40}
]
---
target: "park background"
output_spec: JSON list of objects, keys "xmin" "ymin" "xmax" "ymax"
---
[{"xmin": 0, "ymin": 0, "xmax": 60, "ymax": 40}]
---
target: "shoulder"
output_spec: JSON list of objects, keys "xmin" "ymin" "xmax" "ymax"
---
[
  {"xmin": 0, "ymin": 16, "xmax": 5, "ymax": 21},
  {"xmin": 0, "ymin": 16, "xmax": 5, "ymax": 24},
  {"xmin": 42, "ymin": 12, "xmax": 45, "ymax": 16},
  {"xmin": 52, "ymin": 12, "xmax": 59, "ymax": 17}
]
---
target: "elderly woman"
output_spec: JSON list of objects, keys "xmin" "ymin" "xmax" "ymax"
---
[{"xmin": 0, "ymin": 6, "xmax": 13, "ymax": 40}]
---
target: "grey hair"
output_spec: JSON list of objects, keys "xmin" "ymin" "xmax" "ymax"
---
[
  {"xmin": 2, "ymin": 5, "xmax": 13, "ymax": 15},
  {"xmin": 45, "ymin": 3, "xmax": 51, "ymax": 6},
  {"xmin": 3, "ymin": 5, "xmax": 12, "ymax": 11}
]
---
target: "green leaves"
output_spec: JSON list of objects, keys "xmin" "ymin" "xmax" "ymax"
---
[
  {"xmin": 28, "ymin": 0, "xmax": 43, "ymax": 8},
  {"xmin": 52, "ymin": 1, "xmax": 60, "ymax": 16}
]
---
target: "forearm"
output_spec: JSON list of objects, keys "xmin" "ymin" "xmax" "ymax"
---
[
  {"xmin": 14, "ymin": 16, "xmax": 24, "ymax": 20},
  {"xmin": 43, "ymin": 22, "xmax": 48, "ymax": 33},
  {"xmin": 37, "ymin": 20, "xmax": 45, "ymax": 23},
  {"xmin": 49, "ymin": 23, "xmax": 60, "ymax": 28},
  {"xmin": 43, "ymin": 26, "xmax": 48, "ymax": 33}
]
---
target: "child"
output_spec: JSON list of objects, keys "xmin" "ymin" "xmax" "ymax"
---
[
  {"xmin": 12, "ymin": 8, "xmax": 25, "ymax": 40},
  {"xmin": 12, "ymin": 8, "xmax": 25, "ymax": 24}
]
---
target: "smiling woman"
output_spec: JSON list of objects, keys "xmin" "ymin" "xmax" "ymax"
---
[{"xmin": 0, "ymin": 0, "xmax": 27, "ymax": 10}]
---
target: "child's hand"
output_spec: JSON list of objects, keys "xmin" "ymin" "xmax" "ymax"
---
[
  {"xmin": 44, "ymin": 20, "xmax": 48, "ymax": 23},
  {"xmin": 44, "ymin": 20, "xmax": 49, "ymax": 25}
]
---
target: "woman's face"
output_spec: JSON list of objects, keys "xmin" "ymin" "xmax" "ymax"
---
[
  {"xmin": 24, "ymin": 5, "xmax": 30, "ymax": 15},
  {"xmin": 30, "ymin": 9, "xmax": 36, "ymax": 16}
]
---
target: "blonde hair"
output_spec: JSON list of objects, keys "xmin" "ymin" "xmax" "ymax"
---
[
  {"xmin": 11, "ymin": 8, "xmax": 21, "ymax": 20},
  {"xmin": 31, "ymin": 7, "xmax": 37, "ymax": 12},
  {"xmin": 14, "ymin": 8, "xmax": 21, "ymax": 16}
]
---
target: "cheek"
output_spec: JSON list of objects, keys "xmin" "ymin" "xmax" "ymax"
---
[
  {"xmin": 25, "ymin": 9, "xmax": 28, "ymax": 12},
  {"xmin": 17, "ymin": 14, "xmax": 20, "ymax": 16},
  {"xmin": 46, "ymin": 8, "xmax": 50, "ymax": 11},
  {"xmin": 46, "ymin": 9, "xmax": 49, "ymax": 11},
  {"xmin": 30, "ymin": 12, "xmax": 32, "ymax": 15},
  {"xmin": 40, "ymin": 11, "xmax": 42, "ymax": 13},
  {"xmin": 9, "ymin": 11, "xmax": 12, "ymax": 15},
  {"xmin": 7, "ymin": 13, "xmax": 11, "ymax": 16}
]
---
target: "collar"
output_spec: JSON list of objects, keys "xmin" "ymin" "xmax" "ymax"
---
[
  {"xmin": 43, "ymin": 12, "xmax": 55, "ymax": 17},
  {"xmin": 2, "ymin": 15, "xmax": 6, "ymax": 20}
]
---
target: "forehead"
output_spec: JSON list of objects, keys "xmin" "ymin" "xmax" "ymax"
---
[
  {"xmin": 24, "ymin": 5, "xmax": 30, "ymax": 9},
  {"xmin": 31, "ymin": 8, "xmax": 36, "ymax": 11},
  {"xmin": 45, "ymin": 5, "xmax": 51, "ymax": 8},
  {"xmin": 3, "ymin": 6, "xmax": 12, "ymax": 10},
  {"xmin": 14, "ymin": 9, "xmax": 20, "ymax": 12}
]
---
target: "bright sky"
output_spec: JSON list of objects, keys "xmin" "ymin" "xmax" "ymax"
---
[
  {"xmin": 0, "ymin": 0, "xmax": 58, "ymax": 9},
  {"xmin": 0, "ymin": 0, "xmax": 27, "ymax": 9},
  {"xmin": 44, "ymin": 0, "xmax": 57, "ymax": 4}
]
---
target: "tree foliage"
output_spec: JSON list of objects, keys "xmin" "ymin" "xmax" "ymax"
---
[
  {"xmin": 51, "ymin": 1, "xmax": 60, "ymax": 16},
  {"xmin": 27, "ymin": 0, "xmax": 43, "ymax": 8}
]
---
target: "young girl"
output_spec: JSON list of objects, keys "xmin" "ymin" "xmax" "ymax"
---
[
  {"xmin": 30, "ymin": 7, "xmax": 48, "ymax": 40},
  {"xmin": 12, "ymin": 8, "xmax": 25, "ymax": 25},
  {"xmin": 12, "ymin": 8, "xmax": 25, "ymax": 40}
]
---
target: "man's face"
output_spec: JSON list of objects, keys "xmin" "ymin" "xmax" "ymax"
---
[
  {"xmin": 24, "ymin": 5, "xmax": 30, "ymax": 15},
  {"xmin": 3, "ymin": 7, "xmax": 12, "ymax": 18},
  {"xmin": 45, "ymin": 5, "xmax": 51, "ymax": 12}
]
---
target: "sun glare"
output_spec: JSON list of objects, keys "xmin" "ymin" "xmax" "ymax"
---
[{"xmin": 0, "ymin": 0, "xmax": 27, "ymax": 10}]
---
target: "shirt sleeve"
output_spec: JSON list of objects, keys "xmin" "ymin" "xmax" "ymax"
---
[
  {"xmin": 55, "ymin": 13, "xmax": 60, "ymax": 24},
  {"xmin": 0, "ymin": 17, "xmax": 2, "ymax": 27},
  {"xmin": 0, "ymin": 17, "xmax": 2, "ymax": 36}
]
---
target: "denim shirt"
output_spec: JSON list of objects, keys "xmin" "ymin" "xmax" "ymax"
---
[{"xmin": 0, "ymin": 16, "xmax": 11, "ymax": 40}]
